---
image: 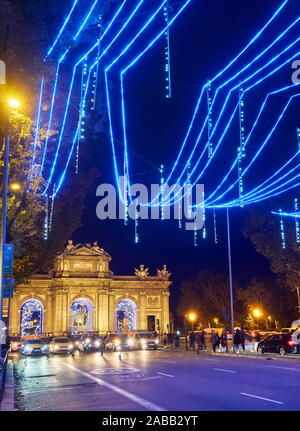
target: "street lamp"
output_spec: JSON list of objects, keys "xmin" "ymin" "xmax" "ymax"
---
[
  {"xmin": 213, "ymin": 318, "xmax": 219, "ymax": 326},
  {"xmin": 8, "ymin": 98, "xmax": 20, "ymax": 110},
  {"xmin": 253, "ymin": 308, "xmax": 262, "ymax": 329},
  {"xmin": 10, "ymin": 183, "xmax": 21, "ymax": 191},
  {"xmin": 188, "ymin": 313, "xmax": 196, "ymax": 332}
]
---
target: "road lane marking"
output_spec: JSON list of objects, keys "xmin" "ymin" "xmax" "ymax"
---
[
  {"xmin": 268, "ymin": 366, "xmax": 298, "ymax": 371},
  {"xmin": 157, "ymin": 372, "xmax": 174, "ymax": 378},
  {"xmin": 240, "ymin": 393, "xmax": 284, "ymax": 405},
  {"xmin": 63, "ymin": 363, "xmax": 166, "ymax": 411},
  {"xmin": 214, "ymin": 368, "xmax": 237, "ymax": 373},
  {"xmin": 163, "ymin": 360, "xmax": 176, "ymax": 364}
]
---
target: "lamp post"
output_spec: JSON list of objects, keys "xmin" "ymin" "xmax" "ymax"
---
[
  {"xmin": 0, "ymin": 94, "xmax": 20, "ymax": 357},
  {"xmin": 253, "ymin": 308, "xmax": 262, "ymax": 330}
]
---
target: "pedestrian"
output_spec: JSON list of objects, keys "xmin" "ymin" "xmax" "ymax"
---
[
  {"xmin": 195, "ymin": 333, "xmax": 201, "ymax": 354},
  {"xmin": 233, "ymin": 328, "xmax": 241, "ymax": 353},
  {"xmin": 200, "ymin": 330, "xmax": 206, "ymax": 351},
  {"xmin": 189, "ymin": 331, "xmax": 195, "ymax": 350},
  {"xmin": 215, "ymin": 332, "xmax": 220, "ymax": 352},
  {"xmin": 220, "ymin": 330, "xmax": 227, "ymax": 352},
  {"xmin": 240, "ymin": 327, "xmax": 246, "ymax": 352},
  {"xmin": 100, "ymin": 336, "xmax": 105, "ymax": 357},
  {"xmin": 174, "ymin": 330, "xmax": 180, "ymax": 350},
  {"xmin": 163, "ymin": 332, "xmax": 167, "ymax": 349},
  {"xmin": 167, "ymin": 332, "xmax": 173, "ymax": 350},
  {"xmin": 211, "ymin": 330, "xmax": 217, "ymax": 353}
]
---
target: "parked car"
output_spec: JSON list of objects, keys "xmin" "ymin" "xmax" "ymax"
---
[
  {"xmin": 50, "ymin": 337, "xmax": 74, "ymax": 355},
  {"xmin": 10, "ymin": 336, "xmax": 23, "ymax": 352},
  {"xmin": 78, "ymin": 335, "xmax": 102, "ymax": 353},
  {"xmin": 257, "ymin": 334, "xmax": 299, "ymax": 356},
  {"xmin": 22, "ymin": 339, "xmax": 49, "ymax": 356}
]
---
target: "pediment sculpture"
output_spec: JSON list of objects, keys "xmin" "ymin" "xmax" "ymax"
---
[
  {"xmin": 134, "ymin": 265, "xmax": 149, "ymax": 279},
  {"xmin": 157, "ymin": 265, "xmax": 171, "ymax": 280}
]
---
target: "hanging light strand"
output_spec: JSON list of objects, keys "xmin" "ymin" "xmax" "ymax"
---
[
  {"xmin": 160, "ymin": 164, "xmax": 165, "ymax": 220},
  {"xmin": 238, "ymin": 84, "xmax": 246, "ymax": 207},
  {"xmin": 279, "ymin": 208, "xmax": 286, "ymax": 249},
  {"xmin": 44, "ymin": 195, "xmax": 49, "ymax": 240},
  {"xmin": 76, "ymin": 58, "xmax": 88, "ymax": 174},
  {"xmin": 207, "ymin": 81, "xmax": 213, "ymax": 158},
  {"xmin": 213, "ymin": 207, "xmax": 218, "ymax": 244},
  {"xmin": 49, "ymin": 184, "xmax": 56, "ymax": 232},
  {"xmin": 164, "ymin": 2, "xmax": 172, "ymax": 99},
  {"xmin": 91, "ymin": 14, "xmax": 103, "ymax": 111},
  {"xmin": 294, "ymin": 198, "xmax": 300, "ymax": 243},
  {"xmin": 135, "ymin": 199, "xmax": 139, "ymax": 244}
]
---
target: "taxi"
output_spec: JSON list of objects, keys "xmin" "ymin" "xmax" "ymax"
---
[{"xmin": 49, "ymin": 337, "xmax": 74, "ymax": 355}]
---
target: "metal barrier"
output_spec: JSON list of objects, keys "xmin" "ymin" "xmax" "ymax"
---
[{"xmin": 0, "ymin": 351, "xmax": 8, "ymax": 402}]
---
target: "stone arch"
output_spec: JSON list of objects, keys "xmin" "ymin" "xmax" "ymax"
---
[
  {"xmin": 71, "ymin": 298, "xmax": 94, "ymax": 333},
  {"xmin": 20, "ymin": 299, "xmax": 44, "ymax": 336},
  {"xmin": 116, "ymin": 298, "xmax": 137, "ymax": 333}
]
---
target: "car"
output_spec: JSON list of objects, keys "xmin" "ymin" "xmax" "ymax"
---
[
  {"xmin": 257, "ymin": 334, "xmax": 299, "ymax": 356},
  {"xmin": 49, "ymin": 337, "xmax": 74, "ymax": 355},
  {"xmin": 10, "ymin": 337, "xmax": 23, "ymax": 352},
  {"xmin": 128, "ymin": 332, "xmax": 142, "ymax": 350},
  {"xmin": 22, "ymin": 339, "xmax": 50, "ymax": 356},
  {"xmin": 78, "ymin": 335, "xmax": 102, "ymax": 353},
  {"xmin": 136, "ymin": 332, "xmax": 159, "ymax": 350}
]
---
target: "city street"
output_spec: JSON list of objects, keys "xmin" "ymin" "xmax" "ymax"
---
[{"xmin": 10, "ymin": 349, "xmax": 300, "ymax": 411}]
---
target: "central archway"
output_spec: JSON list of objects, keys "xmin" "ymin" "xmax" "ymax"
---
[
  {"xmin": 116, "ymin": 299, "xmax": 137, "ymax": 333},
  {"xmin": 71, "ymin": 298, "xmax": 93, "ymax": 333}
]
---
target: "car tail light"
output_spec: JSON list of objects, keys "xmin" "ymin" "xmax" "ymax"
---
[{"xmin": 288, "ymin": 341, "xmax": 295, "ymax": 346}]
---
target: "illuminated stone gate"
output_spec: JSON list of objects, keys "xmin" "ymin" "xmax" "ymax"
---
[{"xmin": 8, "ymin": 241, "xmax": 171, "ymax": 336}]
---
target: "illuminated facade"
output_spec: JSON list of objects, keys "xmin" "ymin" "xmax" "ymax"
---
[{"xmin": 7, "ymin": 241, "xmax": 171, "ymax": 336}]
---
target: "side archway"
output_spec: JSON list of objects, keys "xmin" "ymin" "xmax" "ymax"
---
[
  {"xmin": 71, "ymin": 298, "xmax": 93, "ymax": 333},
  {"xmin": 20, "ymin": 299, "xmax": 44, "ymax": 336},
  {"xmin": 116, "ymin": 299, "xmax": 137, "ymax": 333}
]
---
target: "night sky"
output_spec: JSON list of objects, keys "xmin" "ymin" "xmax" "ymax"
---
[{"xmin": 65, "ymin": 0, "xmax": 300, "ymax": 313}]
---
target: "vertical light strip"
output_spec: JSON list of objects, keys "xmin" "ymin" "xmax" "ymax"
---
[
  {"xmin": 28, "ymin": 76, "xmax": 44, "ymax": 192},
  {"xmin": 135, "ymin": 200, "xmax": 139, "ymax": 244},
  {"xmin": 49, "ymin": 184, "xmax": 56, "ymax": 232},
  {"xmin": 76, "ymin": 58, "xmax": 88, "ymax": 174},
  {"xmin": 294, "ymin": 198, "xmax": 300, "ymax": 243},
  {"xmin": 44, "ymin": 195, "xmax": 49, "ymax": 240},
  {"xmin": 213, "ymin": 207, "xmax": 218, "ymax": 244},
  {"xmin": 238, "ymin": 84, "xmax": 245, "ymax": 207},
  {"xmin": 202, "ymin": 190, "xmax": 206, "ymax": 239},
  {"xmin": 91, "ymin": 14, "xmax": 103, "ymax": 111},
  {"xmin": 160, "ymin": 164, "xmax": 165, "ymax": 220},
  {"xmin": 207, "ymin": 81, "xmax": 213, "ymax": 158},
  {"xmin": 279, "ymin": 208, "xmax": 286, "ymax": 249},
  {"xmin": 164, "ymin": 2, "xmax": 172, "ymax": 99}
]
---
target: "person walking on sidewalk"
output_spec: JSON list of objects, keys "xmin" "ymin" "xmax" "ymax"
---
[
  {"xmin": 189, "ymin": 331, "xmax": 195, "ymax": 350},
  {"xmin": 220, "ymin": 330, "xmax": 227, "ymax": 352},
  {"xmin": 211, "ymin": 330, "xmax": 217, "ymax": 353},
  {"xmin": 240, "ymin": 327, "xmax": 246, "ymax": 352},
  {"xmin": 234, "ymin": 328, "xmax": 241, "ymax": 353},
  {"xmin": 200, "ymin": 330, "xmax": 206, "ymax": 351},
  {"xmin": 195, "ymin": 333, "xmax": 201, "ymax": 354}
]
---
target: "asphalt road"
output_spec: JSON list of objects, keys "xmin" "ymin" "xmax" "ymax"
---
[{"xmin": 10, "ymin": 349, "xmax": 300, "ymax": 411}]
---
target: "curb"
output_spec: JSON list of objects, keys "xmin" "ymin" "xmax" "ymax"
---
[
  {"xmin": 0, "ymin": 360, "xmax": 15, "ymax": 411},
  {"xmin": 212, "ymin": 352, "xmax": 300, "ymax": 363}
]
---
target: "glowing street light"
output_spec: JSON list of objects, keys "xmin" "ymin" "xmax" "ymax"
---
[
  {"xmin": 188, "ymin": 312, "xmax": 196, "ymax": 331},
  {"xmin": 253, "ymin": 308, "xmax": 262, "ymax": 329},
  {"xmin": 8, "ymin": 98, "xmax": 20, "ymax": 109},
  {"xmin": 10, "ymin": 183, "xmax": 21, "ymax": 191},
  {"xmin": 213, "ymin": 317, "xmax": 219, "ymax": 326}
]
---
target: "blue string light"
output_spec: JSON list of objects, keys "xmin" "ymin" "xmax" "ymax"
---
[{"xmin": 73, "ymin": 0, "xmax": 99, "ymax": 41}]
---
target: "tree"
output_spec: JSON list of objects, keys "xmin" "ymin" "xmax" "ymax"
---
[
  {"xmin": 243, "ymin": 204, "xmax": 300, "ymax": 294},
  {"xmin": 177, "ymin": 269, "xmax": 242, "ymax": 327}
]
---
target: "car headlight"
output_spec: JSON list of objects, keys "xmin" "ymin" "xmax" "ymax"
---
[
  {"xmin": 68, "ymin": 344, "xmax": 73, "ymax": 349},
  {"xmin": 141, "ymin": 339, "xmax": 146, "ymax": 344},
  {"xmin": 54, "ymin": 345, "xmax": 59, "ymax": 350},
  {"xmin": 24, "ymin": 345, "xmax": 30, "ymax": 352},
  {"xmin": 85, "ymin": 338, "xmax": 90, "ymax": 344},
  {"xmin": 75, "ymin": 341, "xmax": 79, "ymax": 345},
  {"xmin": 128, "ymin": 339, "xmax": 133, "ymax": 346},
  {"xmin": 13, "ymin": 343, "xmax": 18, "ymax": 348},
  {"xmin": 42, "ymin": 345, "xmax": 48, "ymax": 350},
  {"xmin": 114, "ymin": 339, "xmax": 120, "ymax": 346},
  {"xmin": 155, "ymin": 339, "xmax": 159, "ymax": 344},
  {"xmin": 94, "ymin": 341, "xmax": 100, "ymax": 348}
]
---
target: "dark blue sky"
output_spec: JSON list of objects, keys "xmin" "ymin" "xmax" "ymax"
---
[{"xmin": 69, "ymin": 0, "xmax": 299, "ymax": 311}]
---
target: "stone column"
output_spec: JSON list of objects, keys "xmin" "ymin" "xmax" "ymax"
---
[
  {"xmin": 9, "ymin": 291, "xmax": 19, "ymax": 335},
  {"xmin": 139, "ymin": 290, "xmax": 147, "ymax": 330},
  {"xmin": 98, "ymin": 289, "xmax": 109, "ymax": 333},
  {"xmin": 161, "ymin": 291, "xmax": 170, "ymax": 331},
  {"xmin": 108, "ymin": 290, "xmax": 116, "ymax": 332},
  {"xmin": 45, "ymin": 290, "xmax": 53, "ymax": 334}
]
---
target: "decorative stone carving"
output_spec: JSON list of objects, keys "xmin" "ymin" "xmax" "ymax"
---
[
  {"xmin": 157, "ymin": 265, "xmax": 171, "ymax": 280},
  {"xmin": 134, "ymin": 265, "xmax": 149, "ymax": 279},
  {"xmin": 147, "ymin": 296, "xmax": 159, "ymax": 306}
]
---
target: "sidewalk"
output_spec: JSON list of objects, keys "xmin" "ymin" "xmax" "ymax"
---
[
  {"xmin": 0, "ymin": 360, "xmax": 15, "ymax": 411},
  {"xmin": 213, "ymin": 351, "xmax": 300, "ymax": 362}
]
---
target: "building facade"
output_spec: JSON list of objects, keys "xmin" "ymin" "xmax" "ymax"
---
[{"xmin": 7, "ymin": 241, "xmax": 171, "ymax": 336}]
